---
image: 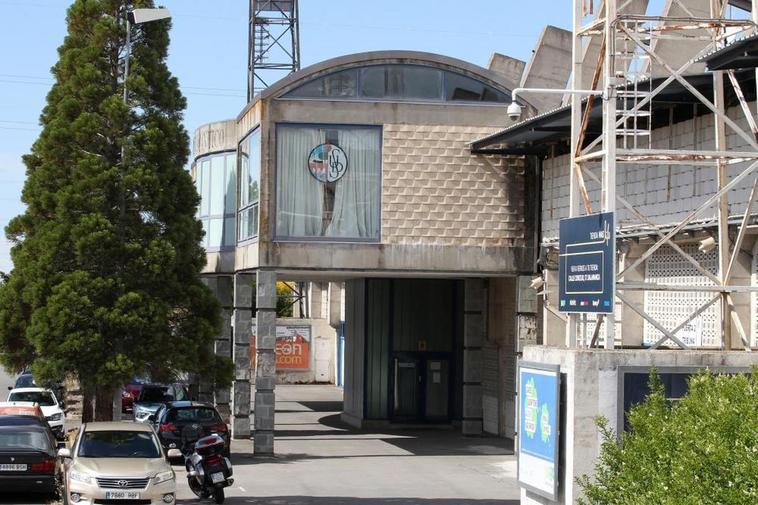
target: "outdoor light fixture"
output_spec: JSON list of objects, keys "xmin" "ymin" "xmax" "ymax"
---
[
  {"xmin": 123, "ymin": 7, "xmax": 172, "ymax": 103},
  {"xmin": 507, "ymin": 87, "xmax": 605, "ymax": 122},
  {"xmin": 530, "ymin": 275, "xmax": 545, "ymax": 290},
  {"xmin": 698, "ymin": 236, "xmax": 717, "ymax": 253},
  {"xmin": 128, "ymin": 7, "xmax": 171, "ymax": 25}
]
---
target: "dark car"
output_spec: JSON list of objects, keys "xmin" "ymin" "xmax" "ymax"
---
[
  {"xmin": 151, "ymin": 401, "xmax": 230, "ymax": 458},
  {"xmin": 0, "ymin": 423, "xmax": 61, "ymax": 496},
  {"xmin": 133, "ymin": 383, "xmax": 189, "ymax": 422}
]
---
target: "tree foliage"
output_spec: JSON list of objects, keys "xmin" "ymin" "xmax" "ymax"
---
[
  {"xmin": 0, "ymin": 0, "xmax": 232, "ymax": 411},
  {"xmin": 578, "ymin": 369, "xmax": 758, "ymax": 505}
]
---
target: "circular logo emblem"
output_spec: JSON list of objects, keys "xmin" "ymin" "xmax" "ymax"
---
[
  {"xmin": 117, "ymin": 480, "xmax": 129, "ymax": 487},
  {"xmin": 307, "ymin": 143, "xmax": 348, "ymax": 183}
]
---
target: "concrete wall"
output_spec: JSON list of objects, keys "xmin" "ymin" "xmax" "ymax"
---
[
  {"xmin": 243, "ymin": 97, "xmax": 533, "ymax": 276},
  {"xmin": 342, "ymin": 279, "xmax": 366, "ymax": 428},
  {"xmin": 520, "ymin": 345, "xmax": 758, "ymax": 505}
]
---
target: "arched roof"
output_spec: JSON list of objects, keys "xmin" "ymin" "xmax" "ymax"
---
[{"xmin": 254, "ymin": 50, "xmax": 533, "ymax": 108}]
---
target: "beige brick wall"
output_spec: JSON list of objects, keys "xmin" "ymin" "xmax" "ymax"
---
[{"xmin": 382, "ymin": 124, "xmax": 526, "ymax": 247}]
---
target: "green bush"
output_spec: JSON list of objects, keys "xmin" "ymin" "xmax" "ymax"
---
[{"xmin": 578, "ymin": 369, "xmax": 758, "ymax": 505}]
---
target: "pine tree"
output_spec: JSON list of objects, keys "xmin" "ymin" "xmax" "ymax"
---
[{"xmin": 0, "ymin": 0, "xmax": 232, "ymax": 420}]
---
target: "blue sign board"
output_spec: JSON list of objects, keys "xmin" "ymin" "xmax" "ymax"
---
[
  {"xmin": 559, "ymin": 212, "xmax": 615, "ymax": 313},
  {"xmin": 518, "ymin": 362, "xmax": 560, "ymax": 501}
]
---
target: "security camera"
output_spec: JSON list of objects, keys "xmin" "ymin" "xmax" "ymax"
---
[{"xmin": 507, "ymin": 102, "xmax": 522, "ymax": 121}]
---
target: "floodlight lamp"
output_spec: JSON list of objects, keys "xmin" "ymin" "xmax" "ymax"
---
[
  {"xmin": 698, "ymin": 236, "xmax": 717, "ymax": 253},
  {"xmin": 529, "ymin": 276, "xmax": 545, "ymax": 290},
  {"xmin": 129, "ymin": 7, "xmax": 171, "ymax": 25}
]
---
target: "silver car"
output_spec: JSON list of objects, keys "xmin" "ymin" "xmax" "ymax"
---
[{"xmin": 59, "ymin": 421, "xmax": 176, "ymax": 505}]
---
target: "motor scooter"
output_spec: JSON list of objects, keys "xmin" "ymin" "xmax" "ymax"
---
[{"xmin": 168, "ymin": 431, "xmax": 233, "ymax": 504}]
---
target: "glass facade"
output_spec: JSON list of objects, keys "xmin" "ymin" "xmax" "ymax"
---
[
  {"xmin": 238, "ymin": 128, "xmax": 261, "ymax": 241},
  {"xmin": 283, "ymin": 64, "xmax": 509, "ymax": 103},
  {"xmin": 195, "ymin": 151, "xmax": 237, "ymax": 250},
  {"xmin": 275, "ymin": 124, "xmax": 381, "ymax": 241}
]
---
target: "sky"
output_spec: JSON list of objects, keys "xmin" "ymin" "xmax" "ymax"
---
[{"xmin": 0, "ymin": 0, "xmax": 572, "ymax": 273}]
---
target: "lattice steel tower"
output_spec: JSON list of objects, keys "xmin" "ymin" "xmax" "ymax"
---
[{"xmin": 248, "ymin": 0, "xmax": 300, "ymax": 101}]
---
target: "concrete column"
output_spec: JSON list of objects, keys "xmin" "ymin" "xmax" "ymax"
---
[
  {"xmin": 201, "ymin": 276, "xmax": 233, "ymax": 420},
  {"xmin": 462, "ymin": 279, "xmax": 486, "ymax": 435},
  {"xmin": 254, "ymin": 270, "xmax": 277, "ymax": 454},
  {"xmin": 232, "ymin": 273, "xmax": 254, "ymax": 439}
]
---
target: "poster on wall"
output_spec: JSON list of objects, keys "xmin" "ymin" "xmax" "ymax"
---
[
  {"xmin": 250, "ymin": 325, "xmax": 312, "ymax": 370},
  {"xmin": 518, "ymin": 361, "xmax": 560, "ymax": 501}
]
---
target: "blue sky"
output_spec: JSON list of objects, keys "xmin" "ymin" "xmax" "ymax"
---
[{"xmin": 0, "ymin": 0, "xmax": 571, "ymax": 273}]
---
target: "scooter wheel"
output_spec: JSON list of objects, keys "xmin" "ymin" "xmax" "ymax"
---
[{"xmin": 214, "ymin": 486, "xmax": 225, "ymax": 504}]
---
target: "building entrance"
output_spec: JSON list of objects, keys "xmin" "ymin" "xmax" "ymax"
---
[{"xmin": 392, "ymin": 353, "xmax": 451, "ymax": 422}]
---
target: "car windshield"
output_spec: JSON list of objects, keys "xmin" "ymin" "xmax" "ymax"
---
[
  {"xmin": 138, "ymin": 387, "xmax": 169, "ymax": 402},
  {"xmin": 167, "ymin": 408, "xmax": 220, "ymax": 423},
  {"xmin": 9, "ymin": 391, "xmax": 55, "ymax": 406},
  {"xmin": 0, "ymin": 430, "xmax": 49, "ymax": 451},
  {"xmin": 78, "ymin": 431, "xmax": 161, "ymax": 458}
]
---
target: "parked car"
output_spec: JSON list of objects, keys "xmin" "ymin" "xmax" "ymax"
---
[
  {"xmin": 0, "ymin": 422, "xmax": 62, "ymax": 496},
  {"xmin": 122, "ymin": 382, "xmax": 144, "ymax": 414},
  {"xmin": 7, "ymin": 388, "xmax": 65, "ymax": 439},
  {"xmin": 11, "ymin": 372, "xmax": 65, "ymax": 402},
  {"xmin": 133, "ymin": 384, "xmax": 189, "ymax": 423},
  {"xmin": 0, "ymin": 401, "xmax": 45, "ymax": 420},
  {"xmin": 59, "ymin": 421, "xmax": 175, "ymax": 505},
  {"xmin": 150, "ymin": 401, "xmax": 230, "ymax": 458}
]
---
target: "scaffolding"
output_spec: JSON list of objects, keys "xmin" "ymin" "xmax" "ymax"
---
[
  {"xmin": 248, "ymin": 0, "xmax": 300, "ymax": 101},
  {"xmin": 568, "ymin": 0, "xmax": 758, "ymax": 351}
]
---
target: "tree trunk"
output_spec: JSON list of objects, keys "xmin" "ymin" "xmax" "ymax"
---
[
  {"xmin": 94, "ymin": 386, "xmax": 114, "ymax": 421},
  {"xmin": 81, "ymin": 387, "xmax": 95, "ymax": 423}
]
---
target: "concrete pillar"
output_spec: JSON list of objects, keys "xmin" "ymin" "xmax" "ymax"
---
[
  {"xmin": 254, "ymin": 270, "xmax": 277, "ymax": 454},
  {"xmin": 232, "ymin": 273, "xmax": 254, "ymax": 439},
  {"xmin": 462, "ymin": 279, "xmax": 486, "ymax": 435},
  {"xmin": 201, "ymin": 276, "xmax": 233, "ymax": 420}
]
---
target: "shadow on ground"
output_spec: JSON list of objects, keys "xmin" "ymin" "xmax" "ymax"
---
[
  {"xmin": 178, "ymin": 497, "xmax": 518, "ymax": 505},
  {"xmin": 0, "ymin": 494, "xmax": 57, "ymax": 504}
]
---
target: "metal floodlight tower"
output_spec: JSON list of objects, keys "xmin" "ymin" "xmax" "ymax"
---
[
  {"xmin": 248, "ymin": 0, "xmax": 300, "ymax": 101},
  {"xmin": 566, "ymin": 0, "xmax": 758, "ymax": 351}
]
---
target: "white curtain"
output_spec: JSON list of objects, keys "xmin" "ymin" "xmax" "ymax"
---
[
  {"xmin": 326, "ymin": 129, "xmax": 380, "ymax": 238},
  {"xmin": 276, "ymin": 128, "xmax": 325, "ymax": 237}
]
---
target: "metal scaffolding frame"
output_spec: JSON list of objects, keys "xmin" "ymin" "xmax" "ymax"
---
[
  {"xmin": 568, "ymin": 0, "xmax": 758, "ymax": 351},
  {"xmin": 248, "ymin": 0, "xmax": 300, "ymax": 101}
]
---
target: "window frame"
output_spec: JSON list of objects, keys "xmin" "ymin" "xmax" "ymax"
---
[
  {"xmin": 273, "ymin": 122, "xmax": 383, "ymax": 244},
  {"xmin": 237, "ymin": 126, "xmax": 262, "ymax": 244},
  {"xmin": 280, "ymin": 64, "xmax": 510, "ymax": 104},
  {"xmin": 194, "ymin": 149, "xmax": 237, "ymax": 252}
]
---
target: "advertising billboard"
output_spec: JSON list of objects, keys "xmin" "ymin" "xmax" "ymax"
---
[
  {"xmin": 518, "ymin": 362, "xmax": 560, "ymax": 501},
  {"xmin": 250, "ymin": 324, "xmax": 311, "ymax": 370}
]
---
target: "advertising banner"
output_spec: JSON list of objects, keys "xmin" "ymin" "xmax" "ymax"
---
[
  {"xmin": 518, "ymin": 362, "xmax": 560, "ymax": 501},
  {"xmin": 250, "ymin": 324, "xmax": 311, "ymax": 370}
]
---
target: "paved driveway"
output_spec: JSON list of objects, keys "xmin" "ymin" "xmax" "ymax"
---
[{"xmin": 175, "ymin": 385, "xmax": 519, "ymax": 505}]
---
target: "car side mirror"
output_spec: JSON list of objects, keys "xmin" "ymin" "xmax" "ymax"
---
[
  {"xmin": 6, "ymin": 386, "xmax": 11, "ymax": 391},
  {"xmin": 147, "ymin": 414, "xmax": 156, "ymax": 422},
  {"xmin": 57, "ymin": 448, "xmax": 71, "ymax": 459},
  {"xmin": 167, "ymin": 448, "xmax": 182, "ymax": 459},
  {"xmin": 60, "ymin": 401, "xmax": 66, "ymax": 409},
  {"xmin": 57, "ymin": 442, "xmax": 67, "ymax": 450}
]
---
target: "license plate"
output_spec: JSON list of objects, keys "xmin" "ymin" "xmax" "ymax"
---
[
  {"xmin": 105, "ymin": 491, "xmax": 140, "ymax": 500},
  {"xmin": 211, "ymin": 472, "xmax": 224, "ymax": 484},
  {"xmin": 0, "ymin": 464, "xmax": 27, "ymax": 471}
]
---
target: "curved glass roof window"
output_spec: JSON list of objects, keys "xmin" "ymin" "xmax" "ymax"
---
[{"xmin": 282, "ymin": 64, "xmax": 509, "ymax": 103}]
